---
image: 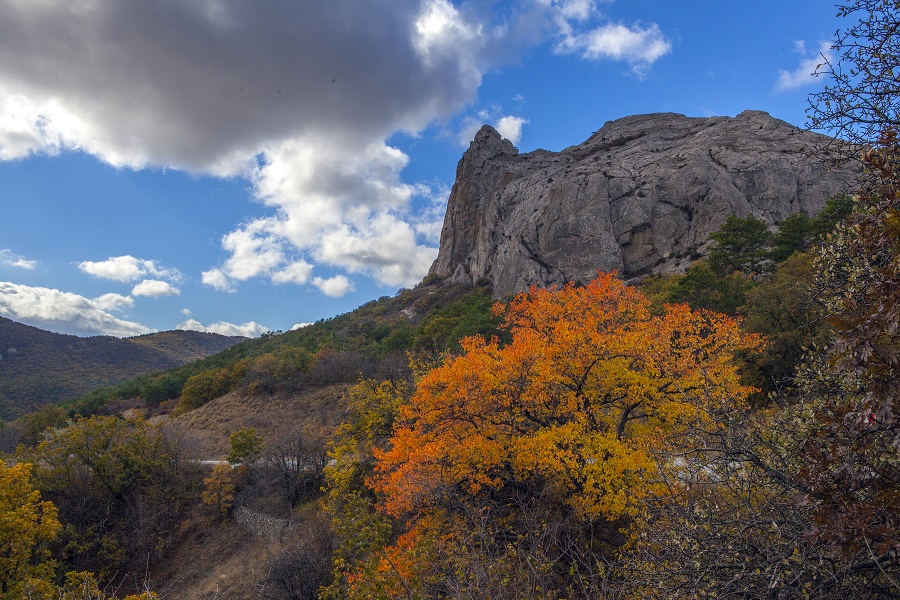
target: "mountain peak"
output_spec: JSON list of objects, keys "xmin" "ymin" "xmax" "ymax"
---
[
  {"xmin": 430, "ymin": 111, "xmax": 856, "ymax": 297},
  {"xmin": 469, "ymin": 124, "xmax": 518, "ymax": 158}
]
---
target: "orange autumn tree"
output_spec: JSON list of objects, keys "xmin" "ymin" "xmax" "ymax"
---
[{"xmin": 358, "ymin": 273, "xmax": 761, "ymax": 598}]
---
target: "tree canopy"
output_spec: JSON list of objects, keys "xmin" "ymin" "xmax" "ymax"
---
[{"xmin": 342, "ymin": 273, "xmax": 760, "ymax": 597}]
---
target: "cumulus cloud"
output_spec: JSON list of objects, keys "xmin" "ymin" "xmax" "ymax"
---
[
  {"xmin": 131, "ymin": 279, "xmax": 180, "ymax": 298},
  {"xmin": 0, "ymin": 249, "xmax": 36, "ymax": 269},
  {"xmin": 93, "ymin": 293, "xmax": 135, "ymax": 312},
  {"xmin": 78, "ymin": 255, "xmax": 180, "ymax": 283},
  {"xmin": 177, "ymin": 318, "xmax": 268, "ymax": 338},
  {"xmin": 316, "ymin": 214, "xmax": 438, "ymax": 287},
  {"xmin": 271, "ymin": 261, "xmax": 314, "ymax": 285},
  {"xmin": 456, "ymin": 111, "xmax": 528, "ymax": 147},
  {"xmin": 557, "ymin": 22, "xmax": 672, "ymax": 73},
  {"xmin": 312, "ymin": 275, "xmax": 355, "ymax": 298},
  {"xmin": 495, "ymin": 115, "xmax": 528, "ymax": 145},
  {"xmin": 201, "ymin": 268, "xmax": 233, "ymax": 292},
  {"xmin": 0, "ymin": 282, "xmax": 151, "ymax": 336},
  {"xmin": 0, "ymin": 0, "xmax": 670, "ymax": 295},
  {"xmin": 290, "ymin": 322, "xmax": 312, "ymax": 330},
  {"xmin": 776, "ymin": 41, "xmax": 833, "ymax": 91}
]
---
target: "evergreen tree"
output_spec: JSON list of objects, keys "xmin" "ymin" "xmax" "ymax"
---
[{"xmin": 708, "ymin": 215, "xmax": 772, "ymax": 275}]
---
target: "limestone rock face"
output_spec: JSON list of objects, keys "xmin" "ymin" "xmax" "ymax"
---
[{"xmin": 429, "ymin": 111, "xmax": 856, "ymax": 297}]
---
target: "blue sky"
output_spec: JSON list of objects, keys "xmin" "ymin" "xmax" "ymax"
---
[{"xmin": 0, "ymin": 0, "xmax": 842, "ymax": 337}]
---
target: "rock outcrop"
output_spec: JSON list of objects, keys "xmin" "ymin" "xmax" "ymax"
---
[{"xmin": 430, "ymin": 110, "xmax": 856, "ymax": 297}]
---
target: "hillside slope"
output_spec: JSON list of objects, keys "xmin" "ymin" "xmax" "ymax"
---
[{"xmin": 0, "ymin": 317, "xmax": 244, "ymax": 419}]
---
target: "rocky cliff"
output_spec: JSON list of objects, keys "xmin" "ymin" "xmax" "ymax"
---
[{"xmin": 430, "ymin": 110, "xmax": 856, "ymax": 296}]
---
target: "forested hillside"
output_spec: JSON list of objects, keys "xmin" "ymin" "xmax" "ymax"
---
[
  {"xmin": 0, "ymin": 319, "xmax": 244, "ymax": 419},
  {"xmin": 44, "ymin": 281, "xmax": 494, "ymax": 420}
]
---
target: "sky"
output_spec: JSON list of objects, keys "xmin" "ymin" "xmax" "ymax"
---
[{"xmin": 0, "ymin": 0, "xmax": 845, "ymax": 338}]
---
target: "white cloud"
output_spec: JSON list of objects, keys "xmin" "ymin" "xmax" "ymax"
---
[
  {"xmin": 457, "ymin": 111, "xmax": 528, "ymax": 147},
  {"xmin": 776, "ymin": 41, "xmax": 833, "ymax": 91},
  {"xmin": 0, "ymin": 249, "xmax": 36, "ymax": 269},
  {"xmin": 201, "ymin": 268, "xmax": 234, "ymax": 292},
  {"xmin": 93, "ymin": 292, "xmax": 134, "ymax": 312},
  {"xmin": 312, "ymin": 275, "xmax": 355, "ymax": 298},
  {"xmin": 316, "ymin": 213, "xmax": 438, "ymax": 287},
  {"xmin": 131, "ymin": 279, "xmax": 180, "ymax": 298},
  {"xmin": 272, "ymin": 260, "xmax": 314, "ymax": 285},
  {"xmin": 78, "ymin": 255, "xmax": 180, "ymax": 283},
  {"xmin": 413, "ymin": 0, "xmax": 483, "ymax": 70},
  {"xmin": 290, "ymin": 322, "xmax": 312, "ymax": 330},
  {"xmin": 549, "ymin": 0, "xmax": 596, "ymax": 21},
  {"xmin": 0, "ymin": 281, "xmax": 151, "ymax": 336},
  {"xmin": 203, "ymin": 137, "xmax": 441, "ymax": 292},
  {"xmin": 495, "ymin": 115, "xmax": 528, "ymax": 145},
  {"xmin": 228, "ymin": 224, "xmax": 289, "ymax": 279},
  {"xmin": 557, "ymin": 22, "xmax": 672, "ymax": 73},
  {"xmin": 177, "ymin": 318, "xmax": 268, "ymax": 338}
]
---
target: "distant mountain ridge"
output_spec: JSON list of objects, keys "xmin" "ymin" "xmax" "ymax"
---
[
  {"xmin": 0, "ymin": 316, "xmax": 244, "ymax": 419},
  {"xmin": 431, "ymin": 110, "xmax": 857, "ymax": 296}
]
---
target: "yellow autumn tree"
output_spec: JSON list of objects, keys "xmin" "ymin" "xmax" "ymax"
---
[
  {"xmin": 0, "ymin": 458, "xmax": 159, "ymax": 599},
  {"xmin": 358, "ymin": 273, "xmax": 761, "ymax": 598},
  {"xmin": 0, "ymin": 459, "xmax": 60, "ymax": 597},
  {"xmin": 202, "ymin": 462, "xmax": 235, "ymax": 517}
]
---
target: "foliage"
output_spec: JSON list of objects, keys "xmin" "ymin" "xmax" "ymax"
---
[
  {"xmin": 643, "ymin": 198, "xmax": 855, "ymax": 321},
  {"xmin": 808, "ymin": 0, "xmax": 900, "ymax": 146},
  {"xmin": 321, "ymin": 380, "xmax": 411, "ymax": 600},
  {"xmin": 201, "ymin": 463, "xmax": 235, "ymax": 517},
  {"xmin": 666, "ymin": 260, "xmax": 754, "ymax": 315},
  {"xmin": 795, "ymin": 133, "xmax": 900, "ymax": 561},
  {"xmin": 67, "ymin": 283, "xmax": 492, "ymax": 417},
  {"xmin": 770, "ymin": 211, "xmax": 814, "ymax": 262},
  {"xmin": 31, "ymin": 416, "xmax": 199, "ymax": 584},
  {"xmin": 351, "ymin": 273, "xmax": 760, "ymax": 597},
  {"xmin": 176, "ymin": 366, "xmax": 241, "ymax": 413},
  {"xmin": 708, "ymin": 215, "xmax": 773, "ymax": 276},
  {"xmin": 227, "ymin": 427, "xmax": 264, "ymax": 465},
  {"xmin": 19, "ymin": 571, "xmax": 157, "ymax": 600},
  {"xmin": 618, "ymin": 400, "xmax": 899, "ymax": 598},
  {"xmin": 20, "ymin": 404, "xmax": 69, "ymax": 448},
  {"xmin": 618, "ymin": 18, "xmax": 900, "ymax": 590},
  {"xmin": 770, "ymin": 195, "xmax": 857, "ymax": 262},
  {"xmin": 813, "ymin": 193, "xmax": 857, "ymax": 237},
  {"xmin": 0, "ymin": 459, "xmax": 161, "ymax": 599},
  {"xmin": 740, "ymin": 252, "xmax": 830, "ymax": 403},
  {"xmin": 412, "ymin": 289, "xmax": 502, "ymax": 355},
  {"xmin": 0, "ymin": 459, "xmax": 60, "ymax": 597}
]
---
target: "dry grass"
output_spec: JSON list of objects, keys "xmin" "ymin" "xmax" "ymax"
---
[
  {"xmin": 146, "ymin": 384, "xmax": 351, "ymax": 598},
  {"xmin": 152, "ymin": 384, "xmax": 350, "ymax": 460},
  {"xmin": 151, "ymin": 513, "xmax": 283, "ymax": 599}
]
